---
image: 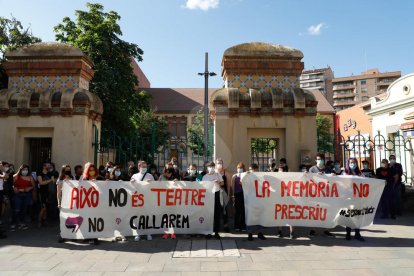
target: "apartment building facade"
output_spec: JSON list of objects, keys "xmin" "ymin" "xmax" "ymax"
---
[
  {"xmin": 300, "ymin": 67, "xmax": 334, "ymax": 105},
  {"xmin": 332, "ymin": 69, "xmax": 401, "ymax": 111}
]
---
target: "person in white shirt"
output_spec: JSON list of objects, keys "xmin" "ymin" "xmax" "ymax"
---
[
  {"xmin": 131, "ymin": 160, "xmax": 154, "ymax": 182},
  {"xmin": 132, "ymin": 160, "xmax": 154, "ymax": 241},
  {"xmin": 202, "ymin": 161, "xmax": 224, "ymax": 239}
]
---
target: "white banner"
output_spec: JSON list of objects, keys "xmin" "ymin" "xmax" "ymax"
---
[
  {"xmin": 242, "ymin": 172, "xmax": 385, "ymax": 229},
  {"xmin": 60, "ymin": 181, "xmax": 215, "ymax": 239}
]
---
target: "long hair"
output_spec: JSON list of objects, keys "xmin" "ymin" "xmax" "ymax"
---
[
  {"xmin": 17, "ymin": 164, "xmax": 30, "ymax": 176},
  {"xmin": 82, "ymin": 163, "xmax": 97, "ymax": 180},
  {"xmin": 345, "ymin": 158, "xmax": 361, "ymax": 176},
  {"xmin": 59, "ymin": 164, "xmax": 72, "ymax": 180}
]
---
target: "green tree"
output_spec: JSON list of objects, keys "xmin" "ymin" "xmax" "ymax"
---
[
  {"xmin": 187, "ymin": 108, "xmax": 213, "ymax": 157},
  {"xmin": 54, "ymin": 2, "xmax": 148, "ymax": 135},
  {"xmin": 316, "ymin": 113, "xmax": 334, "ymax": 154},
  {"xmin": 0, "ymin": 16, "xmax": 41, "ymax": 89}
]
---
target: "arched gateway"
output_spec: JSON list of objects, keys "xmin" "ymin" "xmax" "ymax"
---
[{"xmin": 211, "ymin": 42, "xmax": 318, "ymax": 171}]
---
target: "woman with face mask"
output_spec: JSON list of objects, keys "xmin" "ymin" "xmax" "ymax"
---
[
  {"xmin": 361, "ymin": 161, "xmax": 375, "ymax": 178},
  {"xmin": 132, "ymin": 161, "xmax": 154, "ymax": 241},
  {"xmin": 80, "ymin": 163, "xmax": 100, "ymax": 245},
  {"xmin": 376, "ymin": 159, "xmax": 396, "ymax": 219},
  {"xmin": 202, "ymin": 161, "xmax": 224, "ymax": 239},
  {"xmin": 109, "ymin": 165, "xmax": 123, "ymax": 181},
  {"xmin": 56, "ymin": 165, "xmax": 73, "ymax": 243},
  {"xmin": 12, "ymin": 165, "xmax": 35, "ymax": 230},
  {"xmin": 183, "ymin": 164, "xmax": 198, "ymax": 181},
  {"xmin": 332, "ymin": 160, "xmax": 343, "ymax": 175},
  {"xmin": 215, "ymin": 158, "xmax": 230, "ymax": 233},
  {"xmin": 148, "ymin": 164, "xmax": 160, "ymax": 181},
  {"xmin": 231, "ymin": 162, "xmax": 247, "ymax": 232},
  {"xmin": 343, "ymin": 158, "xmax": 364, "ymax": 241},
  {"xmin": 37, "ymin": 163, "xmax": 55, "ymax": 228}
]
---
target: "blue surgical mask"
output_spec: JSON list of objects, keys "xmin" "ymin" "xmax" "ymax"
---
[
  {"xmin": 334, "ymin": 164, "xmax": 340, "ymax": 170},
  {"xmin": 349, "ymin": 163, "xmax": 357, "ymax": 170}
]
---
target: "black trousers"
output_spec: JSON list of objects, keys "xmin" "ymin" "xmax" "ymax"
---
[
  {"xmin": 213, "ymin": 191, "xmax": 222, "ymax": 233},
  {"xmin": 234, "ymin": 192, "xmax": 246, "ymax": 230}
]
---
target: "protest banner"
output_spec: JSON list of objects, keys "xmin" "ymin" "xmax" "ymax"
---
[
  {"xmin": 60, "ymin": 180, "xmax": 215, "ymax": 239},
  {"xmin": 242, "ymin": 172, "xmax": 385, "ymax": 229}
]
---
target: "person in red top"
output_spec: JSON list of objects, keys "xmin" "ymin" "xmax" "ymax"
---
[{"xmin": 12, "ymin": 165, "xmax": 35, "ymax": 230}]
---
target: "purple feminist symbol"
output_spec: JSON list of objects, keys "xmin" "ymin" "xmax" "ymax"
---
[
  {"xmin": 65, "ymin": 216, "xmax": 84, "ymax": 233},
  {"xmin": 199, "ymin": 217, "xmax": 204, "ymax": 224}
]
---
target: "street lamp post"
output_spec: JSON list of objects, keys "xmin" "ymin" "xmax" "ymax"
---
[{"xmin": 198, "ymin": 52, "xmax": 216, "ymax": 162}]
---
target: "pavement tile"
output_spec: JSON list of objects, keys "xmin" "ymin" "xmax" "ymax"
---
[
  {"xmin": 15, "ymin": 260, "xmax": 59, "ymax": 271},
  {"xmin": 88, "ymin": 261, "xmax": 129, "ymax": 272},
  {"xmin": 163, "ymin": 261, "xmax": 201, "ymax": 272},
  {"xmin": 200, "ymin": 261, "xmax": 238, "ymax": 272},
  {"xmin": 51, "ymin": 261, "xmax": 96, "ymax": 272},
  {"xmin": 125, "ymin": 263, "xmax": 164, "ymax": 272}
]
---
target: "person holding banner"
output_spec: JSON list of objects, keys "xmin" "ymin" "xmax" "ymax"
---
[
  {"xmin": 132, "ymin": 160, "xmax": 155, "ymax": 241},
  {"xmin": 215, "ymin": 158, "xmax": 230, "ymax": 233},
  {"xmin": 202, "ymin": 161, "xmax": 224, "ymax": 239},
  {"xmin": 56, "ymin": 165, "xmax": 74, "ymax": 243},
  {"xmin": 332, "ymin": 160, "xmax": 344, "ymax": 175},
  {"xmin": 308, "ymin": 153, "xmax": 334, "ymax": 237},
  {"xmin": 183, "ymin": 164, "xmax": 198, "ymax": 182},
  {"xmin": 159, "ymin": 168, "xmax": 175, "ymax": 181},
  {"xmin": 376, "ymin": 159, "xmax": 396, "ymax": 219},
  {"xmin": 246, "ymin": 163, "xmax": 266, "ymax": 241},
  {"xmin": 309, "ymin": 153, "xmax": 332, "ymax": 174},
  {"xmin": 343, "ymin": 158, "xmax": 365, "ymax": 242},
  {"xmin": 231, "ymin": 162, "xmax": 246, "ymax": 232},
  {"xmin": 109, "ymin": 165, "xmax": 123, "ymax": 181}
]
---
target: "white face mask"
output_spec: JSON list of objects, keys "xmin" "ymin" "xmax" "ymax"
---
[
  {"xmin": 140, "ymin": 168, "xmax": 147, "ymax": 174},
  {"xmin": 217, "ymin": 164, "xmax": 223, "ymax": 170},
  {"xmin": 316, "ymin": 160, "xmax": 324, "ymax": 167},
  {"xmin": 115, "ymin": 170, "xmax": 121, "ymax": 177},
  {"xmin": 237, "ymin": 168, "xmax": 243, "ymax": 174},
  {"xmin": 389, "ymin": 159, "xmax": 396, "ymax": 165},
  {"xmin": 189, "ymin": 169, "xmax": 196, "ymax": 175},
  {"xmin": 208, "ymin": 167, "xmax": 215, "ymax": 174},
  {"xmin": 249, "ymin": 169, "xmax": 253, "ymax": 173},
  {"xmin": 381, "ymin": 163, "xmax": 387, "ymax": 168},
  {"xmin": 3, "ymin": 167, "xmax": 9, "ymax": 172},
  {"xmin": 108, "ymin": 168, "xmax": 113, "ymax": 173},
  {"xmin": 21, "ymin": 169, "xmax": 29, "ymax": 176},
  {"xmin": 173, "ymin": 164, "xmax": 178, "ymax": 169}
]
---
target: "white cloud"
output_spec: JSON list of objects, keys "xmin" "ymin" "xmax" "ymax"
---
[
  {"xmin": 184, "ymin": 0, "xmax": 219, "ymax": 11},
  {"xmin": 307, "ymin": 23, "xmax": 325, "ymax": 35}
]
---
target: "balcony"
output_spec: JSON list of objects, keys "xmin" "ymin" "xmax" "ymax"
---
[
  {"xmin": 333, "ymin": 84, "xmax": 355, "ymax": 91},
  {"xmin": 333, "ymin": 92, "xmax": 355, "ymax": 99},
  {"xmin": 333, "ymin": 100, "xmax": 356, "ymax": 107}
]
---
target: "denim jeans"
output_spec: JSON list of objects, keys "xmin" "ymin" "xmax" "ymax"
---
[{"xmin": 13, "ymin": 192, "xmax": 32, "ymax": 224}]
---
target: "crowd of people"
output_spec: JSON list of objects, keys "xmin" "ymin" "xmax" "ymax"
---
[{"xmin": 0, "ymin": 153, "xmax": 405, "ymax": 243}]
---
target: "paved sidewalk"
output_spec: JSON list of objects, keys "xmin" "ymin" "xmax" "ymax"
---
[{"xmin": 1, "ymin": 213, "xmax": 414, "ymax": 276}]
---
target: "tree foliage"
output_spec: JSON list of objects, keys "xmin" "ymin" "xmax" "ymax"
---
[
  {"xmin": 187, "ymin": 109, "xmax": 213, "ymax": 157},
  {"xmin": 316, "ymin": 113, "xmax": 334, "ymax": 154},
  {"xmin": 54, "ymin": 2, "xmax": 150, "ymax": 135},
  {"xmin": 0, "ymin": 16, "xmax": 41, "ymax": 89}
]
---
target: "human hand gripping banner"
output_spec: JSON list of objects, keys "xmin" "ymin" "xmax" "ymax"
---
[
  {"xmin": 242, "ymin": 172, "xmax": 385, "ymax": 229},
  {"xmin": 60, "ymin": 180, "xmax": 215, "ymax": 239}
]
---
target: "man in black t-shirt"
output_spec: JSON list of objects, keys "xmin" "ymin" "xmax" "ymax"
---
[{"xmin": 389, "ymin": 154, "xmax": 403, "ymax": 215}]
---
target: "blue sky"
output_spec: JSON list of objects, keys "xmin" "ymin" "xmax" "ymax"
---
[{"xmin": 1, "ymin": 0, "xmax": 413, "ymax": 88}]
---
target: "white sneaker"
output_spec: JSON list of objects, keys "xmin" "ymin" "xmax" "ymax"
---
[
  {"xmin": 134, "ymin": 235, "xmax": 140, "ymax": 241},
  {"xmin": 147, "ymin": 234, "xmax": 152, "ymax": 241}
]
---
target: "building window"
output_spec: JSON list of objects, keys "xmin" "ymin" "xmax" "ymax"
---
[
  {"xmin": 167, "ymin": 116, "xmax": 187, "ymax": 139},
  {"xmin": 361, "ymin": 88, "xmax": 367, "ymax": 93},
  {"xmin": 361, "ymin": 80, "xmax": 366, "ymax": 85},
  {"xmin": 362, "ymin": 96, "xmax": 369, "ymax": 101}
]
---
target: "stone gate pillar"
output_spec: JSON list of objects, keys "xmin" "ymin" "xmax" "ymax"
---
[
  {"xmin": 211, "ymin": 42, "xmax": 317, "ymax": 172},
  {"xmin": 0, "ymin": 42, "xmax": 103, "ymax": 170}
]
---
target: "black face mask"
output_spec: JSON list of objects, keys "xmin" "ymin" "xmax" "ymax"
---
[{"xmin": 65, "ymin": 171, "xmax": 71, "ymax": 176}]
